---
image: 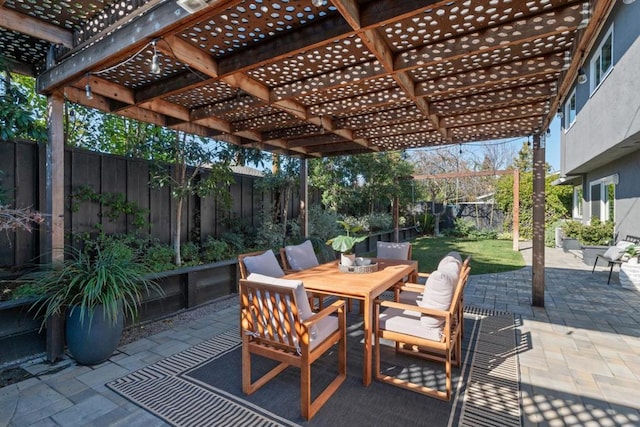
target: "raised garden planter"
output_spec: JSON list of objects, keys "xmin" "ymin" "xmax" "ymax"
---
[
  {"xmin": 620, "ymin": 261, "xmax": 640, "ymax": 291},
  {"xmin": 581, "ymin": 245, "xmax": 609, "ymax": 267},
  {"xmin": 0, "ymin": 297, "xmax": 45, "ymax": 367}
]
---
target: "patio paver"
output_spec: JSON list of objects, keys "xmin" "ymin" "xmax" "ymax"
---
[{"xmin": 2, "ymin": 243, "xmax": 640, "ymax": 426}]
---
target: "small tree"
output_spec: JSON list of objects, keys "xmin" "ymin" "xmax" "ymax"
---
[{"xmin": 150, "ymin": 131, "xmax": 233, "ymax": 266}]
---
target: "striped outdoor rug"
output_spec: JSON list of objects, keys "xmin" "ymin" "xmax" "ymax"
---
[{"xmin": 107, "ymin": 307, "xmax": 521, "ymax": 427}]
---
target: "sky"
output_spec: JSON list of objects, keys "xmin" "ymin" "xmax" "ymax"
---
[{"xmin": 409, "ymin": 116, "xmax": 562, "ymax": 173}]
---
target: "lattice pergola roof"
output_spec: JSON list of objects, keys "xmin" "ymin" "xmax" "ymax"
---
[{"xmin": 0, "ymin": 0, "xmax": 612, "ymax": 158}]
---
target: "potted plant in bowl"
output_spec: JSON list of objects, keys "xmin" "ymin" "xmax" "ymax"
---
[
  {"xmin": 26, "ymin": 244, "xmax": 163, "ymax": 365},
  {"xmin": 327, "ymin": 220, "xmax": 367, "ymax": 266}
]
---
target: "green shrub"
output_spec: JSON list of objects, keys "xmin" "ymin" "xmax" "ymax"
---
[
  {"xmin": 561, "ymin": 220, "xmax": 582, "ymax": 239},
  {"xmin": 579, "ymin": 218, "xmax": 614, "ymax": 245},
  {"xmin": 201, "ymin": 236, "xmax": 230, "ymax": 263},
  {"xmin": 221, "ymin": 232, "xmax": 246, "ymax": 255},
  {"xmin": 308, "ymin": 206, "xmax": 340, "ymax": 242},
  {"xmin": 447, "ymin": 218, "xmax": 477, "ymax": 238},
  {"xmin": 470, "ymin": 228, "xmax": 498, "ymax": 240},
  {"xmin": 145, "ymin": 241, "xmax": 175, "ymax": 272},
  {"xmin": 545, "ymin": 219, "xmax": 566, "ymax": 247},
  {"xmin": 180, "ymin": 241, "xmax": 201, "ymax": 266},
  {"xmin": 560, "ymin": 219, "xmax": 614, "ymax": 246}
]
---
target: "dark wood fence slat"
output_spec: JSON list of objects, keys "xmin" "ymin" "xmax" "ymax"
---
[{"xmin": 1, "ymin": 141, "xmax": 311, "ymax": 268}]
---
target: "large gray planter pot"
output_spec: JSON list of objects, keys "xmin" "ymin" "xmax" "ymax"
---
[
  {"xmin": 561, "ymin": 238, "xmax": 581, "ymax": 252},
  {"xmin": 66, "ymin": 304, "xmax": 124, "ymax": 365},
  {"xmin": 581, "ymin": 245, "xmax": 609, "ymax": 266}
]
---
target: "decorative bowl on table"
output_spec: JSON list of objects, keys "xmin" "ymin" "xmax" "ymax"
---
[{"xmin": 339, "ymin": 257, "xmax": 378, "ymax": 274}]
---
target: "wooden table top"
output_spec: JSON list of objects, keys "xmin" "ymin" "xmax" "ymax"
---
[{"xmin": 283, "ymin": 258, "xmax": 417, "ymax": 299}]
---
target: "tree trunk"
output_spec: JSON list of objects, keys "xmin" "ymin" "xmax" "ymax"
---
[{"xmin": 173, "ymin": 196, "xmax": 182, "ymax": 266}]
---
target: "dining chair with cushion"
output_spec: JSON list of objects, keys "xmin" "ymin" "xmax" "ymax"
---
[
  {"xmin": 238, "ymin": 249, "xmax": 285, "ymax": 280},
  {"xmin": 374, "ymin": 258, "xmax": 471, "ymax": 401},
  {"xmin": 240, "ymin": 273, "xmax": 346, "ymax": 420},
  {"xmin": 280, "ymin": 240, "xmax": 326, "ymax": 310},
  {"xmin": 376, "ymin": 241, "xmax": 412, "ymax": 260}
]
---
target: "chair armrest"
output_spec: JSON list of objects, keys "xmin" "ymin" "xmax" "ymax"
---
[
  {"xmin": 375, "ymin": 298, "xmax": 451, "ymax": 319},
  {"xmin": 397, "ymin": 282, "xmax": 425, "ymax": 293},
  {"xmin": 417, "ymin": 272, "xmax": 431, "ymax": 279},
  {"xmin": 303, "ymin": 300, "xmax": 345, "ymax": 327}
]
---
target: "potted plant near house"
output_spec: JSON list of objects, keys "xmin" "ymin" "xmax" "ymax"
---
[
  {"xmin": 327, "ymin": 220, "xmax": 367, "ymax": 266},
  {"xmin": 26, "ymin": 245, "xmax": 163, "ymax": 365}
]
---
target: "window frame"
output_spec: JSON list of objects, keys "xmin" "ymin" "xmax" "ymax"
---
[
  {"xmin": 572, "ymin": 186, "xmax": 583, "ymax": 219},
  {"xmin": 565, "ymin": 89, "xmax": 577, "ymax": 130},
  {"xmin": 589, "ymin": 174, "xmax": 618, "ymax": 223},
  {"xmin": 590, "ymin": 25, "xmax": 614, "ymax": 94}
]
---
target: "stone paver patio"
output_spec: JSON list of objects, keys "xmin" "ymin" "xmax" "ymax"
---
[{"xmin": 1, "ymin": 244, "xmax": 639, "ymax": 426}]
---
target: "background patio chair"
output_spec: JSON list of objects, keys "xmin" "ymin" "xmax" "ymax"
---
[
  {"xmin": 240, "ymin": 273, "xmax": 346, "ymax": 420},
  {"xmin": 592, "ymin": 235, "xmax": 640, "ymax": 284},
  {"xmin": 280, "ymin": 240, "xmax": 326, "ymax": 310},
  {"xmin": 237, "ymin": 249, "xmax": 285, "ymax": 280},
  {"xmin": 376, "ymin": 241, "xmax": 412, "ymax": 260}
]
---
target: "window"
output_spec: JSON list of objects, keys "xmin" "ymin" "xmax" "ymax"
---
[
  {"xmin": 590, "ymin": 26, "xmax": 613, "ymax": 92},
  {"xmin": 589, "ymin": 175, "xmax": 617, "ymax": 223},
  {"xmin": 573, "ymin": 186, "xmax": 583, "ymax": 219},
  {"xmin": 565, "ymin": 90, "xmax": 577, "ymax": 128}
]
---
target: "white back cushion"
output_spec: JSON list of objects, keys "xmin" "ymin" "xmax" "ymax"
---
[
  {"xmin": 418, "ymin": 269, "xmax": 457, "ymax": 330},
  {"xmin": 243, "ymin": 250, "xmax": 285, "ymax": 278},
  {"xmin": 377, "ymin": 241, "xmax": 411, "ymax": 260},
  {"xmin": 437, "ymin": 251, "xmax": 462, "ymax": 271},
  {"xmin": 246, "ymin": 273, "xmax": 314, "ymax": 320},
  {"xmin": 285, "ymin": 240, "xmax": 319, "ymax": 271}
]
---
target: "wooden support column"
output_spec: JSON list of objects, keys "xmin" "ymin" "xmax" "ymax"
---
[
  {"xmin": 513, "ymin": 169, "xmax": 520, "ymax": 251},
  {"xmin": 532, "ymin": 134, "xmax": 545, "ymax": 307},
  {"xmin": 44, "ymin": 90, "xmax": 65, "ymax": 363},
  {"xmin": 393, "ymin": 194, "xmax": 399, "ymax": 242},
  {"xmin": 300, "ymin": 158, "xmax": 309, "ymax": 238}
]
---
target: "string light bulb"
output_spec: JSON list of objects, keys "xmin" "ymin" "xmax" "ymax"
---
[
  {"xmin": 577, "ymin": 2, "xmax": 590, "ymax": 29},
  {"xmin": 577, "ymin": 68, "xmax": 588, "ymax": 84},
  {"xmin": 311, "ymin": 0, "xmax": 327, "ymax": 7},
  {"xmin": 563, "ymin": 51, "xmax": 571, "ymax": 70},
  {"xmin": 150, "ymin": 40, "xmax": 161, "ymax": 75},
  {"xmin": 84, "ymin": 73, "xmax": 93, "ymax": 99},
  {"xmin": 557, "ymin": 108, "xmax": 564, "ymax": 119}
]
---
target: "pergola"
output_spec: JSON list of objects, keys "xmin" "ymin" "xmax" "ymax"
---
[{"xmin": 0, "ymin": 0, "xmax": 613, "ymax": 309}]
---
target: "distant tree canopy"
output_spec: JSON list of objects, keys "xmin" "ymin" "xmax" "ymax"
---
[
  {"xmin": 0, "ymin": 65, "xmax": 47, "ymax": 141},
  {"xmin": 495, "ymin": 142, "xmax": 573, "ymax": 239},
  {"xmin": 309, "ymin": 151, "xmax": 415, "ymax": 218}
]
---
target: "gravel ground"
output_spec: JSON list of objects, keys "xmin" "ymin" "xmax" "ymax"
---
[{"xmin": 120, "ymin": 294, "xmax": 239, "ymax": 345}]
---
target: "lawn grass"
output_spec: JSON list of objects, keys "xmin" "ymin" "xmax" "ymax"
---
[{"xmin": 411, "ymin": 236, "xmax": 525, "ymax": 275}]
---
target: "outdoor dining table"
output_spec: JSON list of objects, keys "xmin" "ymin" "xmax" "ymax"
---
[{"xmin": 283, "ymin": 258, "xmax": 418, "ymax": 386}]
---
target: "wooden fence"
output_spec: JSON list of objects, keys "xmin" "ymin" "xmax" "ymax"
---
[{"xmin": 0, "ymin": 139, "xmax": 309, "ymax": 268}]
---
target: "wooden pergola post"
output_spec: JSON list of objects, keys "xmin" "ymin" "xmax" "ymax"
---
[
  {"xmin": 393, "ymin": 194, "xmax": 399, "ymax": 243},
  {"xmin": 300, "ymin": 158, "xmax": 309, "ymax": 238},
  {"xmin": 513, "ymin": 169, "xmax": 520, "ymax": 251},
  {"xmin": 44, "ymin": 90, "xmax": 65, "ymax": 362},
  {"xmin": 532, "ymin": 133, "xmax": 546, "ymax": 307}
]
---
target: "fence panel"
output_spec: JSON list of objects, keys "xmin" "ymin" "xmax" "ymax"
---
[{"xmin": 0, "ymin": 141, "xmax": 306, "ymax": 268}]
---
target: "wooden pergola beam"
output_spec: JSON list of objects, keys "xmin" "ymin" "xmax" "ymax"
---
[
  {"xmin": 37, "ymin": 1, "xmax": 193, "ymax": 93},
  {"xmin": 0, "ymin": 7, "xmax": 73, "ymax": 47}
]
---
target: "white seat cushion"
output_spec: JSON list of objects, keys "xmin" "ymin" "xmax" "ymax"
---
[
  {"xmin": 376, "ymin": 241, "xmax": 411, "ymax": 260},
  {"xmin": 243, "ymin": 250, "xmax": 285, "ymax": 278},
  {"xmin": 379, "ymin": 306, "xmax": 443, "ymax": 342},
  {"xmin": 285, "ymin": 240, "xmax": 320, "ymax": 271},
  {"xmin": 602, "ymin": 241, "xmax": 635, "ymax": 261}
]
